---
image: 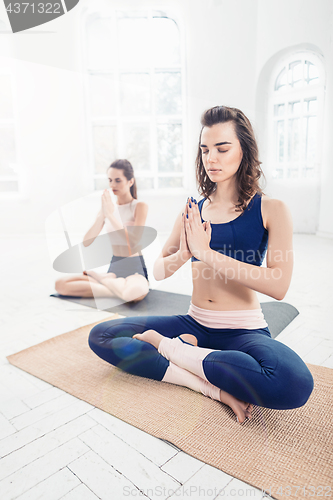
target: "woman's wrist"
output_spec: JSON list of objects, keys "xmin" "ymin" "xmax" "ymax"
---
[
  {"xmin": 191, "ymin": 245, "xmax": 211, "ymax": 263},
  {"xmin": 177, "ymin": 248, "xmax": 191, "ymax": 263},
  {"xmin": 96, "ymin": 212, "xmax": 105, "ymax": 223}
]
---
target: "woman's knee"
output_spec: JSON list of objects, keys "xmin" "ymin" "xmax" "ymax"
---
[
  {"xmin": 88, "ymin": 321, "xmax": 118, "ymax": 352},
  {"xmin": 55, "ymin": 278, "xmax": 68, "ymax": 295},
  {"xmin": 276, "ymin": 362, "xmax": 314, "ymax": 409},
  {"xmin": 122, "ymin": 277, "xmax": 149, "ymax": 303},
  {"xmin": 293, "ymin": 366, "xmax": 314, "ymax": 407},
  {"xmin": 88, "ymin": 318, "xmax": 137, "ymax": 352}
]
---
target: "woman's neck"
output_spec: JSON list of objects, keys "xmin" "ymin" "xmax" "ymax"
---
[
  {"xmin": 116, "ymin": 194, "xmax": 134, "ymax": 206},
  {"xmin": 213, "ymin": 179, "xmax": 239, "ymax": 205}
]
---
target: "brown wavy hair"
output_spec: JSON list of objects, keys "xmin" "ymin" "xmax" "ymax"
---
[
  {"xmin": 196, "ymin": 106, "xmax": 265, "ymax": 212},
  {"xmin": 108, "ymin": 159, "xmax": 137, "ymax": 199}
]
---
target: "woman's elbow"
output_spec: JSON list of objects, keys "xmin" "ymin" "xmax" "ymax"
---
[
  {"xmin": 274, "ymin": 291, "xmax": 286, "ymax": 301},
  {"xmin": 271, "ymin": 284, "xmax": 289, "ymax": 301},
  {"xmin": 82, "ymin": 235, "xmax": 95, "ymax": 247}
]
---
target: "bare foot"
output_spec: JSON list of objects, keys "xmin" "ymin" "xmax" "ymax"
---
[
  {"xmin": 219, "ymin": 389, "xmax": 254, "ymax": 423},
  {"xmin": 84, "ymin": 270, "xmax": 116, "ymax": 282},
  {"xmin": 133, "ymin": 329, "xmax": 164, "ymax": 350},
  {"xmin": 133, "ymin": 331, "xmax": 198, "ymax": 350},
  {"xmin": 133, "ymin": 330, "xmax": 254, "ymax": 423}
]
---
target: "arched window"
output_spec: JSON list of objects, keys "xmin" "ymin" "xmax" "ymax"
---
[
  {"xmin": 0, "ymin": 69, "xmax": 18, "ymax": 194},
  {"xmin": 84, "ymin": 8, "xmax": 184, "ymax": 191},
  {"xmin": 269, "ymin": 52, "xmax": 325, "ymax": 180}
]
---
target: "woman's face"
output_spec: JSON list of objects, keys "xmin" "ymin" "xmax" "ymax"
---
[
  {"xmin": 107, "ymin": 168, "xmax": 133, "ymax": 196},
  {"xmin": 200, "ymin": 121, "xmax": 243, "ymax": 185}
]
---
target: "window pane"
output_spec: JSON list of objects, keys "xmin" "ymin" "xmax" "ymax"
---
[
  {"xmin": 92, "ymin": 125, "xmax": 117, "ymax": 174},
  {"xmin": 0, "ymin": 180, "xmax": 18, "ymax": 192},
  {"xmin": 120, "ymin": 73, "xmax": 150, "ymax": 115},
  {"xmin": 274, "ymin": 104, "xmax": 285, "ymax": 116},
  {"xmin": 152, "ymin": 17, "xmax": 181, "ymax": 67},
  {"xmin": 0, "ymin": 75, "xmax": 13, "ymax": 119},
  {"xmin": 288, "ymin": 118, "xmax": 300, "ymax": 161},
  {"xmin": 157, "ymin": 124, "xmax": 182, "ymax": 172},
  {"xmin": 155, "ymin": 72, "xmax": 181, "ymax": 115},
  {"xmin": 0, "ymin": 127, "xmax": 16, "ymax": 175},
  {"xmin": 302, "ymin": 167, "xmax": 315, "ymax": 178},
  {"xmin": 305, "ymin": 61, "xmax": 319, "ymax": 85},
  {"xmin": 308, "ymin": 62, "xmax": 318, "ymax": 79},
  {"xmin": 136, "ymin": 177, "xmax": 154, "ymax": 190},
  {"xmin": 307, "ymin": 98, "xmax": 317, "ymax": 113},
  {"xmin": 158, "ymin": 176, "xmax": 183, "ymax": 188},
  {"xmin": 118, "ymin": 17, "xmax": 150, "ymax": 69},
  {"xmin": 94, "ymin": 178, "xmax": 109, "ymax": 190},
  {"xmin": 272, "ymin": 169, "xmax": 283, "ymax": 179},
  {"xmin": 123, "ymin": 123, "xmax": 150, "ymax": 171},
  {"xmin": 87, "ymin": 18, "xmax": 114, "ymax": 70},
  {"xmin": 276, "ymin": 121, "xmax": 284, "ymax": 162},
  {"xmin": 90, "ymin": 75, "xmax": 116, "ymax": 117},
  {"xmin": 306, "ymin": 116, "xmax": 317, "ymax": 164},
  {"xmin": 287, "ymin": 168, "xmax": 299, "ymax": 179},
  {"xmin": 289, "ymin": 60, "xmax": 302, "ymax": 87},
  {"xmin": 288, "ymin": 101, "xmax": 301, "ymax": 115}
]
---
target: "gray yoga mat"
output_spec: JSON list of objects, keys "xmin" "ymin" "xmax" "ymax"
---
[{"xmin": 51, "ymin": 290, "xmax": 299, "ymax": 339}]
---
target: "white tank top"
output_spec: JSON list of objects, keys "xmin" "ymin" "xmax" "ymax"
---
[{"xmin": 104, "ymin": 199, "xmax": 138, "ymax": 233}]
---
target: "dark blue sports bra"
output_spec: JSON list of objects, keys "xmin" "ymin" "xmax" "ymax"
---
[{"xmin": 191, "ymin": 193, "xmax": 268, "ymax": 266}]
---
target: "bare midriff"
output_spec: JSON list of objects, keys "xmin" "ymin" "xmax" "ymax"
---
[
  {"xmin": 111, "ymin": 244, "xmax": 140, "ymax": 258},
  {"xmin": 191, "ymin": 261, "xmax": 261, "ymax": 311}
]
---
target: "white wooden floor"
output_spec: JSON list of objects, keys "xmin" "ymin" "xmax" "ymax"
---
[{"xmin": 1, "ymin": 233, "xmax": 332, "ymax": 500}]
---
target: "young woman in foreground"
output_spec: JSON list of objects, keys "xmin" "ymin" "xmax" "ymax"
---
[
  {"xmin": 88, "ymin": 106, "xmax": 314, "ymax": 423},
  {"xmin": 55, "ymin": 159, "xmax": 149, "ymax": 303}
]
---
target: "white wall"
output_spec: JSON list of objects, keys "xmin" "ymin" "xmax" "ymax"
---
[
  {"xmin": 0, "ymin": 0, "xmax": 332, "ymax": 238},
  {"xmin": 254, "ymin": 0, "xmax": 333, "ymax": 235}
]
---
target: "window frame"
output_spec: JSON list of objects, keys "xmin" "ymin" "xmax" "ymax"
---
[{"xmin": 267, "ymin": 51, "xmax": 325, "ymax": 182}]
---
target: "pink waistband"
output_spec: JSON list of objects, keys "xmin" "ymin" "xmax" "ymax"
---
[{"xmin": 188, "ymin": 302, "xmax": 268, "ymax": 330}]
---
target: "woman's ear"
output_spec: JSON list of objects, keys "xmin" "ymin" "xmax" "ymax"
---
[{"xmin": 130, "ymin": 178, "xmax": 134, "ymax": 187}]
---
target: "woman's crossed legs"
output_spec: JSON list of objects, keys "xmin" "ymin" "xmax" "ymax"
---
[
  {"xmin": 88, "ymin": 315, "xmax": 314, "ymax": 423},
  {"xmin": 55, "ymin": 271, "xmax": 149, "ymax": 302}
]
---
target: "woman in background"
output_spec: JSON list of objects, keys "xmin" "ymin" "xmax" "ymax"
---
[{"xmin": 55, "ymin": 159, "xmax": 149, "ymax": 303}]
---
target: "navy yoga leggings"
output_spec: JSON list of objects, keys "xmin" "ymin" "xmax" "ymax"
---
[{"xmin": 88, "ymin": 314, "xmax": 314, "ymax": 410}]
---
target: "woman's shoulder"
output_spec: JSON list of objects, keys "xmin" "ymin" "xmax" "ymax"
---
[
  {"xmin": 134, "ymin": 201, "xmax": 148, "ymax": 217},
  {"xmin": 135, "ymin": 201, "xmax": 148, "ymax": 210},
  {"xmin": 260, "ymin": 194, "xmax": 291, "ymax": 230}
]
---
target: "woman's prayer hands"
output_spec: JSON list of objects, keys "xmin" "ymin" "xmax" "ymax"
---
[
  {"xmin": 180, "ymin": 205, "xmax": 192, "ymax": 262},
  {"xmin": 102, "ymin": 189, "xmax": 115, "ymax": 220},
  {"xmin": 184, "ymin": 197, "xmax": 211, "ymax": 261}
]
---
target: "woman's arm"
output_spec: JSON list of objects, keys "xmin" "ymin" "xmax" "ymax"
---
[
  {"xmin": 153, "ymin": 206, "xmax": 193, "ymax": 281},
  {"xmin": 102, "ymin": 190, "xmax": 123, "ymax": 232},
  {"xmin": 82, "ymin": 209, "xmax": 105, "ymax": 247},
  {"xmin": 126, "ymin": 202, "xmax": 149, "ymax": 253},
  {"xmin": 134, "ymin": 202, "xmax": 148, "ymax": 226},
  {"xmin": 185, "ymin": 198, "xmax": 294, "ymax": 301}
]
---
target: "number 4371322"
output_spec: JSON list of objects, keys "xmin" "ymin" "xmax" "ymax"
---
[{"xmin": 5, "ymin": 3, "xmax": 62, "ymax": 14}]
